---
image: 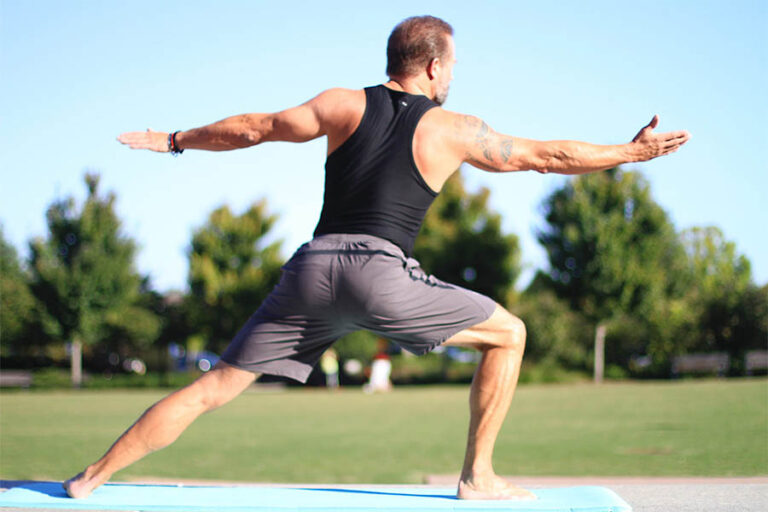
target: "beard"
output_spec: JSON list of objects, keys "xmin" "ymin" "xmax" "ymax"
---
[{"xmin": 434, "ymin": 83, "xmax": 450, "ymax": 105}]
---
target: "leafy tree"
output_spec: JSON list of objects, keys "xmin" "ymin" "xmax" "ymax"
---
[
  {"xmin": 0, "ymin": 227, "xmax": 39, "ymax": 355},
  {"xmin": 513, "ymin": 286, "xmax": 592, "ymax": 370},
  {"xmin": 537, "ymin": 168, "xmax": 690, "ymax": 370},
  {"xmin": 681, "ymin": 226, "xmax": 766, "ymax": 369},
  {"xmin": 28, "ymin": 174, "xmax": 160, "ymax": 386},
  {"xmin": 681, "ymin": 226, "xmax": 751, "ymax": 308},
  {"xmin": 186, "ymin": 201, "xmax": 284, "ymax": 353},
  {"xmin": 145, "ymin": 289, "xmax": 191, "ymax": 369},
  {"xmin": 414, "ymin": 171, "xmax": 521, "ymax": 305},
  {"xmin": 88, "ymin": 277, "xmax": 169, "ymax": 373}
]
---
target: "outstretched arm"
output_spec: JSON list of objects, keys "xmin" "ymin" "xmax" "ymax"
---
[
  {"xmin": 458, "ymin": 114, "xmax": 690, "ymax": 174},
  {"xmin": 117, "ymin": 93, "xmax": 328, "ymax": 152}
]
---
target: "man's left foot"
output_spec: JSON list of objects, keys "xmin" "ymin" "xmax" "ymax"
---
[
  {"xmin": 457, "ymin": 474, "xmax": 537, "ymax": 500},
  {"xmin": 63, "ymin": 469, "xmax": 106, "ymax": 499}
]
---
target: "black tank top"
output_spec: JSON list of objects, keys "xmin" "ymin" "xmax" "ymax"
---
[{"xmin": 313, "ymin": 85, "xmax": 439, "ymax": 256}]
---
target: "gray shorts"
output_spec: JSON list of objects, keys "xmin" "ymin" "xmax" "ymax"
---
[{"xmin": 220, "ymin": 233, "xmax": 497, "ymax": 383}]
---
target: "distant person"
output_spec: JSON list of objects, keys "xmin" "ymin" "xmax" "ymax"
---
[
  {"xmin": 66, "ymin": 15, "xmax": 689, "ymax": 501},
  {"xmin": 320, "ymin": 348, "xmax": 339, "ymax": 390},
  {"xmin": 364, "ymin": 338, "xmax": 393, "ymax": 393}
]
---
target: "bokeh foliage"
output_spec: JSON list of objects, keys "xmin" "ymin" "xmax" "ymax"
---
[
  {"xmin": 679, "ymin": 226, "xmax": 767, "ymax": 369},
  {"xmin": 532, "ymin": 168, "xmax": 766, "ymax": 374},
  {"xmin": 414, "ymin": 171, "xmax": 520, "ymax": 304},
  {"xmin": 24, "ymin": 174, "xmax": 160, "ymax": 383},
  {"xmin": 0, "ymin": 227, "xmax": 39, "ymax": 353},
  {"xmin": 186, "ymin": 201, "xmax": 284, "ymax": 353}
]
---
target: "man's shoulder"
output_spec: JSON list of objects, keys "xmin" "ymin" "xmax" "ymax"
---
[
  {"xmin": 306, "ymin": 87, "xmax": 368, "ymax": 138},
  {"xmin": 311, "ymin": 87, "xmax": 365, "ymax": 112},
  {"xmin": 314, "ymin": 87, "xmax": 366, "ymax": 104},
  {"xmin": 419, "ymin": 107, "xmax": 472, "ymax": 138}
]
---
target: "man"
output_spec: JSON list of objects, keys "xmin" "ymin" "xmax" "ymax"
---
[{"xmin": 65, "ymin": 15, "xmax": 690, "ymax": 500}]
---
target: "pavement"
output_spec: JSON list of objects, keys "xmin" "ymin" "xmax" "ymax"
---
[{"xmin": 2, "ymin": 477, "xmax": 767, "ymax": 512}]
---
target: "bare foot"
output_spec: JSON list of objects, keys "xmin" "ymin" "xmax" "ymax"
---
[
  {"xmin": 63, "ymin": 469, "xmax": 107, "ymax": 499},
  {"xmin": 457, "ymin": 474, "xmax": 537, "ymax": 500}
]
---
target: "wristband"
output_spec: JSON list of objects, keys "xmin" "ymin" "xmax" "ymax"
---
[{"xmin": 167, "ymin": 131, "xmax": 184, "ymax": 155}]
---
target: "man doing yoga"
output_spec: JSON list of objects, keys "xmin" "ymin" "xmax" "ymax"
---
[{"xmin": 65, "ymin": 15, "xmax": 690, "ymax": 500}]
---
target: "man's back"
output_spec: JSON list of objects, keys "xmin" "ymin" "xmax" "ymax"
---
[
  {"xmin": 311, "ymin": 85, "xmax": 459, "ymax": 194},
  {"xmin": 313, "ymin": 85, "xmax": 440, "ymax": 256}
]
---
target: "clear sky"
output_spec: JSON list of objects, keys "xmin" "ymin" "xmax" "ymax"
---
[{"xmin": 2, "ymin": 0, "xmax": 766, "ymax": 292}]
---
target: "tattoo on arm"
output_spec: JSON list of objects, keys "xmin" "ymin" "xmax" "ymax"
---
[
  {"xmin": 476, "ymin": 122, "xmax": 493, "ymax": 161},
  {"xmin": 500, "ymin": 137, "xmax": 514, "ymax": 162},
  {"xmin": 460, "ymin": 116, "xmax": 494, "ymax": 162},
  {"xmin": 456, "ymin": 115, "xmax": 514, "ymax": 169}
]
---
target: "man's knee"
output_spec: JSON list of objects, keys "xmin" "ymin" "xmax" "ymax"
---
[
  {"xmin": 194, "ymin": 363, "xmax": 255, "ymax": 411},
  {"xmin": 495, "ymin": 310, "xmax": 526, "ymax": 354}
]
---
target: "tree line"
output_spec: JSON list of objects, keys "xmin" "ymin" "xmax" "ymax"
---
[{"xmin": 2, "ymin": 170, "xmax": 766, "ymax": 385}]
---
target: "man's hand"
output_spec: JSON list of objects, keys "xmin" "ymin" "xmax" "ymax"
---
[
  {"xmin": 630, "ymin": 115, "xmax": 691, "ymax": 162},
  {"xmin": 117, "ymin": 129, "xmax": 170, "ymax": 152}
]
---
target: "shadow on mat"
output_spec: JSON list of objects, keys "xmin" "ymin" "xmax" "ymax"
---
[
  {"xmin": 297, "ymin": 487, "xmax": 455, "ymax": 500},
  {"xmin": 0, "ymin": 481, "xmax": 69, "ymax": 498}
]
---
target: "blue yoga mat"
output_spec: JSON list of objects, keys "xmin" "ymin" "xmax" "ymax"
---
[{"xmin": 0, "ymin": 482, "xmax": 631, "ymax": 511}]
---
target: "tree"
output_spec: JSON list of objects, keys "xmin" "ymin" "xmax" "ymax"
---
[
  {"xmin": 537, "ymin": 168, "xmax": 690, "ymax": 372},
  {"xmin": 514, "ymin": 285, "xmax": 592, "ymax": 370},
  {"xmin": 0, "ymin": 227, "xmax": 39, "ymax": 356},
  {"xmin": 681, "ymin": 226, "xmax": 751, "ymax": 309},
  {"xmin": 186, "ymin": 201, "xmax": 284, "ymax": 353},
  {"xmin": 680, "ymin": 226, "xmax": 766, "ymax": 370},
  {"xmin": 414, "ymin": 171, "xmax": 521, "ymax": 305},
  {"xmin": 28, "ymin": 174, "xmax": 160, "ymax": 386}
]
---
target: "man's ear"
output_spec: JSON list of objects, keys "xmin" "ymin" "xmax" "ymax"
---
[{"xmin": 426, "ymin": 57, "xmax": 440, "ymax": 80}]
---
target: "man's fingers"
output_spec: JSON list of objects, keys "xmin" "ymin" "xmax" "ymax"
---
[
  {"xmin": 117, "ymin": 130, "xmax": 170, "ymax": 152},
  {"xmin": 659, "ymin": 130, "xmax": 691, "ymax": 144},
  {"xmin": 118, "ymin": 131, "xmax": 147, "ymax": 140},
  {"xmin": 647, "ymin": 115, "xmax": 659, "ymax": 130},
  {"xmin": 662, "ymin": 135, "xmax": 687, "ymax": 148},
  {"xmin": 117, "ymin": 133, "xmax": 138, "ymax": 144},
  {"xmin": 661, "ymin": 135, "xmax": 691, "ymax": 153},
  {"xmin": 670, "ymin": 130, "xmax": 691, "ymax": 140}
]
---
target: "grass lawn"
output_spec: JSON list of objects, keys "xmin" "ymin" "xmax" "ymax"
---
[{"xmin": 1, "ymin": 378, "xmax": 766, "ymax": 483}]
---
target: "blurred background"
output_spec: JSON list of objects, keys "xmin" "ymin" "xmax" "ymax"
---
[{"xmin": 1, "ymin": 0, "xmax": 766, "ymax": 387}]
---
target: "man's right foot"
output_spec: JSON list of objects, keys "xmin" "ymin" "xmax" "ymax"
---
[
  {"xmin": 63, "ymin": 469, "xmax": 106, "ymax": 499},
  {"xmin": 457, "ymin": 474, "xmax": 537, "ymax": 500}
]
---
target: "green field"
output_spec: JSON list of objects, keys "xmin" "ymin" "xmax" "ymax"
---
[{"xmin": 1, "ymin": 379, "xmax": 766, "ymax": 483}]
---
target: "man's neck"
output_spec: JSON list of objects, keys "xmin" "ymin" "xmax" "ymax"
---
[{"xmin": 383, "ymin": 77, "xmax": 432, "ymax": 100}]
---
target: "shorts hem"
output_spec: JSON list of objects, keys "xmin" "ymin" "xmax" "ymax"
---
[
  {"xmin": 220, "ymin": 357, "xmax": 313, "ymax": 384},
  {"xmin": 438, "ymin": 297, "xmax": 498, "ymax": 346}
]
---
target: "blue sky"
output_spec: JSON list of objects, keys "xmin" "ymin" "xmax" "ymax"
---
[{"xmin": 1, "ymin": 0, "xmax": 766, "ymax": 292}]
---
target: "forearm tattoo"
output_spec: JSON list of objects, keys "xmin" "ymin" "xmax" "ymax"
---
[{"xmin": 500, "ymin": 137, "xmax": 514, "ymax": 162}]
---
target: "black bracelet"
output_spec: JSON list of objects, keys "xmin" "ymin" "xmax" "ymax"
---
[{"xmin": 167, "ymin": 131, "xmax": 184, "ymax": 155}]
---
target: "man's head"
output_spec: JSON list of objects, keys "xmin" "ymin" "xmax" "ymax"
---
[{"xmin": 386, "ymin": 16, "xmax": 455, "ymax": 105}]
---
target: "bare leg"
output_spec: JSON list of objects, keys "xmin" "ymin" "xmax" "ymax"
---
[
  {"xmin": 64, "ymin": 362, "xmax": 256, "ymax": 498},
  {"xmin": 444, "ymin": 305, "xmax": 535, "ymax": 500}
]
